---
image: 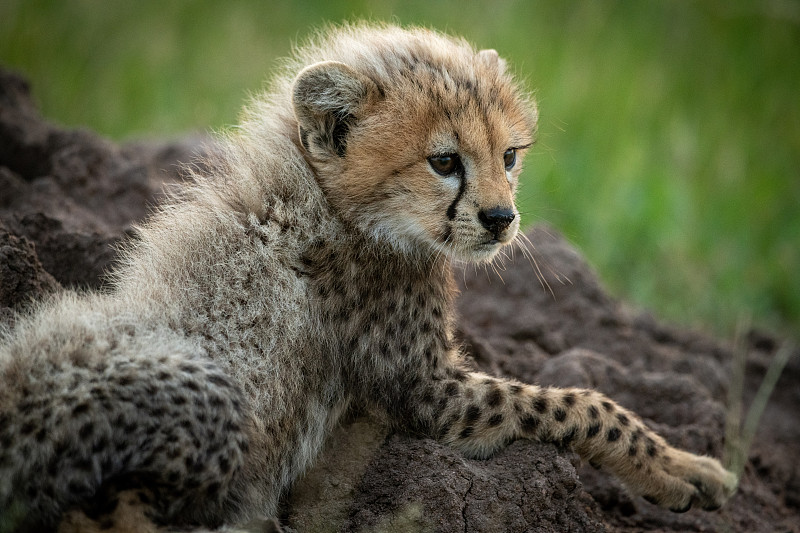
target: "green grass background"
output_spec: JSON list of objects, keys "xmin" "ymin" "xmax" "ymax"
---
[{"xmin": 1, "ymin": 0, "xmax": 798, "ymax": 337}]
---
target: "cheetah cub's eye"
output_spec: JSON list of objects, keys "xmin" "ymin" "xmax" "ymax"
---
[
  {"xmin": 503, "ymin": 148, "xmax": 517, "ymax": 171},
  {"xmin": 428, "ymin": 154, "xmax": 462, "ymax": 176}
]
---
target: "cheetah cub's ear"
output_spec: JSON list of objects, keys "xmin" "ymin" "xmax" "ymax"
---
[
  {"xmin": 292, "ymin": 61, "xmax": 380, "ymax": 161},
  {"xmin": 477, "ymin": 49, "xmax": 507, "ymax": 74}
]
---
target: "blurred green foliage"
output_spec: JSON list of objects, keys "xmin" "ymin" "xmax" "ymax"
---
[{"xmin": 1, "ymin": 0, "xmax": 798, "ymax": 336}]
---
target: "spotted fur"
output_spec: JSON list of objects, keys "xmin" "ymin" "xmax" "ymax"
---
[{"xmin": 0, "ymin": 23, "xmax": 736, "ymax": 531}]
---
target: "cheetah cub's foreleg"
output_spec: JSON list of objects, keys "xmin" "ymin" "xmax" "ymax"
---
[{"xmin": 432, "ymin": 372, "xmax": 737, "ymax": 512}]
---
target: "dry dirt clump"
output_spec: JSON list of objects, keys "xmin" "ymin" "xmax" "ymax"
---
[{"xmin": 1, "ymin": 67, "xmax": 798, "ymax": 532}]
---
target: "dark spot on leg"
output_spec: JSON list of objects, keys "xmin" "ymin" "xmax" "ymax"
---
[
  {"xmin": 437, "ymin": 396, "xmax": 449, "ymax": 412},
  {"xmin": 72, "ymin": 402, "xmax": 91, "ymax": 416},
  {"xmin": 238, "ymin": 437, "xmax": 250, "ymax": 455},
  {"xmin": 586, "ymin": 424, "xmax": 601, "ymax": 438},
  {"xmin": 464, "ymin": 405, "xmax": 481, "ymax": 424},
  {"xmin": 486, "ymin": 385, "xmax": 503, "ymax": 407},
  {"xmin": 617, "ymin": 413, "xmax": 630, "ymax": 426},
  {"xmin": 646, "ymin": 442, "xmax": 658, "ymax": 457},
  {"xmin": 205, "ymin": 481, "xmax": 222, "ymax": 499},
  {"xmin": 532, "ymin": 396, "xmax": 548, "ymax": 413},
  {"xmin": 444, "ymin": 382, "xmax": 458, "ymax": 396},
  {"xmin": 67, "ymin": 479, "xmax": 90, "ymax": 496},
  {"xmin": 559, "ymin": 427, "xmax": 577, "ymax": 447},
  {"xmin": 192, "ymin": 458, "xmax": 206, "ymax": 474},
  {"xmin": 149, "ymin": 405, "xmax": 167, "ymax": 418},
  {"xmin": 54, "ymin": 439, "xmax": 70, "ymax": 456},
  {"xmin": 628, "ymin": 444, "xmax": 638, "ymax": 456},
  {"xmin": 207, "ymin": 374, "xmax": 232, "ymax": 388},
  {"xmin": 419, "ymin": 387, "xmax": 435, "ymax": 405},
  {"xmin": 607, "ymin": 427, "xmax": 622, "ymax": 442},
  {"xmin": 179, "ymin": 363, "xmax": 199, "ymax": 374},
  {"xmin": 75, "ymin": 457, "xmax": 93, "ymax": 472},
  {"xmin": 460, "ymin": 426, "xmax": 474, "ymax": 439},
  {"xmin": 563, "ymin": 392, "xmax": 575, "ymax": 407},
  {"xmin": 438, "ymin": 419, "xmax": 454, "ymax": 439},
  {"xmin": 553, "ymin": 408, "xmax": 567, "ymax": 422},
  {"xmin": 520, "ymin": 415, "xmax": 539, "ymax": 433},
  {"xmin": 78, "ymin": 422, "xmax": 95, "ymax": 440},
  {"xmin": 602, "ymin": 400, "xmax": 614, "ymax": 412},
  {"xmin": 450, "ymin": 369, "xmax": 467, "ymax": 381},
  {"xmin": 17, "ymin": 400, "xmax": 35, "ymax": 416},
  {"xmin": 165, "ymin": 449, "xmax": 182, "ymax": 463},
  {"xmin": 487, "ymin": 414, "xmax": 503, "ymax": 427}
]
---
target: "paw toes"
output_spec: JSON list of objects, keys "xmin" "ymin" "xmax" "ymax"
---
[
  {"xmin": 686, "ymin": 467, "xmax": 738, "ymax": 512},
  {"xmin": 625, "ymin": 451, "xmax": 737, "ymax": 513}
]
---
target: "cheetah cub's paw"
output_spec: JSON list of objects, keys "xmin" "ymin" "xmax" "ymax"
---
[{"xmin": 627, "ymin": 448, "xmax": 737, "ymax": 513}]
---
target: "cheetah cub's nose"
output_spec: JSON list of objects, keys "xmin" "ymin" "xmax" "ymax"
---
[{"xmin": 478, "ymin": 207, "xmax": 516, "ymax": 237}]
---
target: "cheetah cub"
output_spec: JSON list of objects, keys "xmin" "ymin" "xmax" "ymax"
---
[{"xmin": 0, "ymin": 24, "xmax": 736, "ymax": 531}]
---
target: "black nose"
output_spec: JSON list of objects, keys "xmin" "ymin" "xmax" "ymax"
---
[{"xmin": 478, "ymin": 207, "xmax": 516, "ymax": 236}]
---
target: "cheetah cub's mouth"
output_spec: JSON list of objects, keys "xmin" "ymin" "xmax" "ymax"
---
[{"xmin": 292, "ymin": 50, "xmax": 536, "ymax": 264}]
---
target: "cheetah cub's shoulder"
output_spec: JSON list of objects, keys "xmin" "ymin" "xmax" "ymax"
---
[{"xmin": 0, "ymin": 23, "xmax": 736, "ymax": 531}]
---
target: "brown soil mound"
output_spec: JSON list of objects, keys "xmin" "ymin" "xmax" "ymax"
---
[{"xmin": 1, "ymin": 67, "xmax": 797, "ymax": 532}]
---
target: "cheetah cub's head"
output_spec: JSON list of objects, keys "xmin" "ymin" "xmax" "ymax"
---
[{"xmin": 292, "ymin": 29, "xmax": 537, "ymax": 263}]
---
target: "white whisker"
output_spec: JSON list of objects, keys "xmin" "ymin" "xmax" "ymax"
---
[{"xmin": 514, "ymin": 232, "xmax": 554, "ymax": 299}]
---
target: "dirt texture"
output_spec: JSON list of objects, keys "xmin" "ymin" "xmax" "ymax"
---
[{"xmin": 1, "ymin": 67, "xmax": 798, "ymax": 532}]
